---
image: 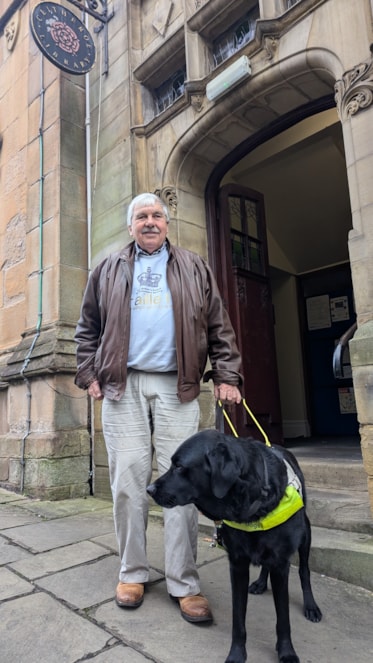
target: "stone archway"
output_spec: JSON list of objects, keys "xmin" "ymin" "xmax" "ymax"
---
[{"xmin": 159, "ymin": 49, "xmax": 342, "ymax": 204}]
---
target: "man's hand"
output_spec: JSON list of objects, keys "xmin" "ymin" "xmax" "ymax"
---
[
  {"xmin": 214, "ymin": 383, "xmax": 241, "ymax": 405},
  {"xmin": 88, "ymin": 379, "xmax": 103, "ymax": 400}
]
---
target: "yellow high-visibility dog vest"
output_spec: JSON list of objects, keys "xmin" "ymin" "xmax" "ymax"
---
[{"xmin": 223, "ymin": 484, "xmax": 304, "ymax": 532}]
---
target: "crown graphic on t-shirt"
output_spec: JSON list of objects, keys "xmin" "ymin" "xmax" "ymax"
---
[{"xmin": 138, "ymin": 267, "xmax": 162, "ymax": 287}]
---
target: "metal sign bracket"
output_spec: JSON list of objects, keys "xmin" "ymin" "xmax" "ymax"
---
[{"xmin": 65, "ymin": 0, "xmax": 114, "ymax": 74}]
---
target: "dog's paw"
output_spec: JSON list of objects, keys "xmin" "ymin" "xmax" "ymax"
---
[
  {"xmin": 224, "ymin": 643, "xmax": 247, "ymax": 663},
  {"xmin": 277, "ymin": 641, "xmax": 299, "ymax": 663},
  {"xmin": 304, "ymin": 603, "xmax": 322, "ymax": 622},
  {"xmin": 248, "ymin": 578, "xmax": 267, "ymax": 594}
]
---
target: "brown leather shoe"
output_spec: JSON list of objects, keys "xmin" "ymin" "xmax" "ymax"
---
[
  {"xmin": 173, "ymin": 594, "xmax": 213, "ymax": 623},
  {"xmin": 116, "ymin": 582, "xmax": 144, "ymax": 608}
]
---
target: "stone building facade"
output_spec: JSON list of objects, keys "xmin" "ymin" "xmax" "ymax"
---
[{"xmin": 0, "ymin": 0, "xmax": 372, "ymax": 511}]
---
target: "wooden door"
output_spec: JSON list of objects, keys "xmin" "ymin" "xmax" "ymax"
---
[{"xmin": 218, "ymin": 184, "xmax": 283, "ymax": 443}]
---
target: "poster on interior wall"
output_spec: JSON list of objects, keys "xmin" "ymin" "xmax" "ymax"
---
[
  {"xmin": 306, "ymin": 294, "xmax": 331, "ymax": 330},
  {"xmin": 30, "ymin": 2, "xmax": 96, "ymax": 75},
  {"xmin": 330, "ymin": 295, "xmax": 350, "ymax": 322},
  {"xmin": 338, "ymin": 387, "xmax": 357, "ymax": 414}
]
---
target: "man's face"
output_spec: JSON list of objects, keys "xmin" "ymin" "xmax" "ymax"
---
[{"xmin": 128, "ymin": 202, "xmax": 168, "ymax": 254}]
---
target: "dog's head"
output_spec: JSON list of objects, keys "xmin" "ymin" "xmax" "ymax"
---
[{"xmin": 147, "ymin": 429, "xmax": 245, "ymax": 517}]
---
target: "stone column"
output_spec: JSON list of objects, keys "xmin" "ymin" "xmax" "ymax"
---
[
  {"xmin": 0, "ymin": 7, "xmax": 91, "ymax": 499},
  {"xmin": 335, "ymin": 52, "xmax": 373, "ymax": 513}
]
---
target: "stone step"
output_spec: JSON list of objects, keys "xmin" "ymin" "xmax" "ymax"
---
[
  {"xmin": 307, "ymin": 526, "xmax": 373, "ymax": 592},
  {"xmin": 287, "ymin": 439, "xmax": 367, "ymax": 492},
  {"xmin": 287, "ymin": 458, "xmax": 373, "ymax": 591},
  {"xmin": 297, "ymin": 458, "xmax": 368, "ymax": 491},
  {"xmin": 306, "ymin": 487, "xmax": 373, "ymax": 534}
]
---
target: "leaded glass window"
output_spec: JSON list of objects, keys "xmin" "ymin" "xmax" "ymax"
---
[
  {"xmin": 154, "ymin": 68, "xmax": 187, "ymax": 116},
  {"xmin": 212, "ymin": 7, "xmax": 259, "ymax": 68},
  {"xmin": 229, "ymin": 195, "xmax": 264, "ymax": 275}
]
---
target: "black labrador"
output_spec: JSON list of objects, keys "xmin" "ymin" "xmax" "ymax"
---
[{"xmin": 147, "ymin": 428, "xmax": 322, "ymax": 663}]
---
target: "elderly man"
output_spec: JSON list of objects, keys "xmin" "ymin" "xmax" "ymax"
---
[{"xmin": 75, "ymin": 192, "xmax": 242, "ymax": 623}]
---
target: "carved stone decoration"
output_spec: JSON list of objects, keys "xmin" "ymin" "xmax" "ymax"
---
[
  {"xmin": 153, "ymin": 1, "xmax": 174, "ymax": 38},
  {"xmin": 263, "ymin": 35, "xmax": 279, "ymax": 61},
  {"xmin": 335, "ymin": 52, "xmax": 373, "ymax": 120},
  {"xmin": 5, "ymin": 10, "xmax": 20, "ymax": 51},
  {"xmin": 190, "ymin": 94, "xmax": 204, "ymax": 112},
  {"xmin": 154, "ymin": 186, "xmax": 178, "ymax": 214}
]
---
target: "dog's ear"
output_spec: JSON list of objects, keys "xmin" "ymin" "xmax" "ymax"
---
[{"xmin": 206, "ymin": 442, "xmax": 241, "ymax": 499}]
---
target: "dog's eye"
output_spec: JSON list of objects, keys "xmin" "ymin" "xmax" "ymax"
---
[{"xmin": 174, "ymin": 462, "xmax": 185, "ymax": 474}]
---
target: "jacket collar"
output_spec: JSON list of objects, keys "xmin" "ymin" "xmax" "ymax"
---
[{"xmin": 120, "ymin": 238, "xmax": 173, "ymax": 261}]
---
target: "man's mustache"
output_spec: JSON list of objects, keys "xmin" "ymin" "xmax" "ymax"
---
[{"xmin": 142, "ymin": 228, "xmax": 160, "ymax": 234}]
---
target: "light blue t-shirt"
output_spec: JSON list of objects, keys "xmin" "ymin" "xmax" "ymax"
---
[{"xmin": 127, "ymin": 243, "xmax": 177, "ymax": 371}]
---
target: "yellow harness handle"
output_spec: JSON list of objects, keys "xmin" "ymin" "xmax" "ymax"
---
[{"xmin": 217, "ymin": 398, "xmax": 271, "ymax": 447}]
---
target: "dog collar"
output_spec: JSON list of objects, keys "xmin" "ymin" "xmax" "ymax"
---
[{"xmin": 223, "ymin": 484, "xmax": 304, "ymax": 532}]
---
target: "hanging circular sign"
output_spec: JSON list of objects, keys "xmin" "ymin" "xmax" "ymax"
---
[{"xmin": 30, "ymin": 2, "xmax": 96, "ymax": 75}]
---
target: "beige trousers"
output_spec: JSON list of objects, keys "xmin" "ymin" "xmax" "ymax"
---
[{"xmin": 102, "ymin": 369, "xmax": 201, "ymax": 597}]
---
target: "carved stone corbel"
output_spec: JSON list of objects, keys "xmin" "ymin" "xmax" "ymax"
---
[
  {"xmin": 190, "ymin": 94, "xmax": 204, "ymax": 112},
  {"xmin": 335, "ymin": 50, "xmax": 373, "ymax": 120},
  {"xmin": 263, "ymin": 35, "xmax": 279, "ymax": 61},
  {"xmin": 154, "ymin": 186, "xmax": 178, "ymax": 214},
  {"xmin": 4, "ymin": 10, "xmax": 20, "ymax": 51}
]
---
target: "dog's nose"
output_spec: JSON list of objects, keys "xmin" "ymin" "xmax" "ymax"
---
[{"xmin": 147, "ymin": 484, "xmax": 155, "ymax": 496}]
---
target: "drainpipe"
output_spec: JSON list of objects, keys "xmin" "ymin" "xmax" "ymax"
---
[
  {"xmin": 83, "ymin": 17, "xmax": 106, "ymax": 496},
  {"xmin": 85, "ymin": 10, "xmax": 94, "ymax": 495},
  {"xmin": 19, "ymin": 54, "xmax": 45, "ymax": 492}
]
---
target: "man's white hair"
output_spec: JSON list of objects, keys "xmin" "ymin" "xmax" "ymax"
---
[{"xmin": 127, "ymin": 193, "xmax": 170, "ymax": 226}]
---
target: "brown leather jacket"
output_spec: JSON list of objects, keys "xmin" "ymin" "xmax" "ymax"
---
[{"xmin": 74, "ymin": 240, "xmax": 242, "ymax": 402}]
